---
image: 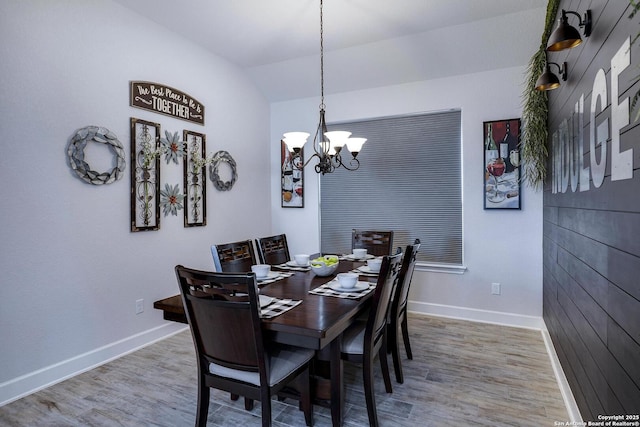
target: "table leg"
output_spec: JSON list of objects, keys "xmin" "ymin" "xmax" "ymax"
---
[{"xmin": 330, "ymin": 336, "xmax": 344, "ymax": 427}]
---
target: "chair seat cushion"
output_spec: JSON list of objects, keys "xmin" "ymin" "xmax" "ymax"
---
[
  {"xmin": 341, "ymin": 320, "xmax": 367, "ymax": 355},
  {"xmin": 209, "ymin": 344, "xmax": 314, "ymax": 386}
]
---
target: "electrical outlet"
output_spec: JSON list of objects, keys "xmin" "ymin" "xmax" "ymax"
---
[
  {"xmin": 491, "ymin": 283, "xmax": 501, "ymax": 295},
  {"xmin": 135, "ymin": 299, "xmax": 144, "ymax": 314}
]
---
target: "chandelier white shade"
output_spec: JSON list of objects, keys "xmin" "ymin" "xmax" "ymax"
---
[
  {"xmin": 282, "ymin": 132, "xmax": 310, "ymax": 150},
  {"xmin": 345, "ymin": 137, "xmax": 366, "ymax": 153}
]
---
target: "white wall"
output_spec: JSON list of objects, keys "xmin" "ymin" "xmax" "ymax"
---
[
  {"xmin": 271, "ymin": 67, "xmax": 544, "ymax": 328},
  {"xmin": 0, "ymin": 0, "xmax": 271, "ymax": 404}
]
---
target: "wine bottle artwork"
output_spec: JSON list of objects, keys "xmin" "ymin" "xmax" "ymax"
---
[
  {"xmin": 282, "ymin": 152, "xmax": 293, "ymax": 192},
  {"xmin": 281, "ymin": 140, "xmax": 304, "ymax": 208},
  {"xmin": 485, "ymin": 123, "xmax": 498, "ymax": 167},
  {"xmin": 501, "ymin": 121, "xmax": 512, "ymax": 173},
  {"xmin": 483, "ymin": 119, "xmax": 521, "ymax": 210}
]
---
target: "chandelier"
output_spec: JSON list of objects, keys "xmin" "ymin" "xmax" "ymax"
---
[{"xmin": 281, "ymin": 0, "xmax": 366, "ymax": 175}]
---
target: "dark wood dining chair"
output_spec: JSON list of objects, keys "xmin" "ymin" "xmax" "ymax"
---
[
  {"xmin": 255, "ymin": 234, "xmax": 291, "ymax": 265},
  {"xmin": 388, "ymin": 239, "xmax": 421, "ymax": 384},
  {"xmin": 175, "ymin": 265, "xmax": 314, "ymax": 427},
  {"xmin": 351, "ymin": 229, "xmax": 394, "ymax": 256},
  {"xmin": 210, "ymin": 239, "xmax": 257, "ymax": 272},
  {"xmin": 340, "ymin": 252, "xmax": 403, "ymax": 427}
]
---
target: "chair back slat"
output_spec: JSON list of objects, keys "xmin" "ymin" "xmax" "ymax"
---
[
  {"xmin": 393, "ymin": 239, "xmax": 421, "ymax": 319},
  {"xmin": 352, "ymin": 229, "xmax": 394, "ymax": 256},
  {"xmin": 256, "ymin": 234, "xmax": 291, "ymax": 265},
  {"xmin": 188, "ymin": 297, "xmax": 260, "ymax": 370},
  {"xmin": 367, "ymin": 252, "xmax": 403, "ymax": 347},
  {"xmin": 175, "ymin": 266, "xmax": 264, "ymax": 372},
  {"xmin": 211, "ymin": 240, "xmax": 257, "ymax": 272}
]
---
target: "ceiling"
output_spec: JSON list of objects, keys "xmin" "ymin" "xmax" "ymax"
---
[{"xmin": 113, "ymin": 0, "xmax": 548, "ymax": 101}]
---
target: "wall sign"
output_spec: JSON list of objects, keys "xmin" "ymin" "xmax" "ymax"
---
[
  {"xmin": 550, "ymin": 37, "xmax": 633, "ymax": 194},
  {"xmin": 130, "ymin": 81, "xmax": 204, "ymax": 125}
]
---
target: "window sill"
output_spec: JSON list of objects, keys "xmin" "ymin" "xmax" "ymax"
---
[{"xmin": 416, "ymin": 263, "xmax": 467, "ymax": 275}]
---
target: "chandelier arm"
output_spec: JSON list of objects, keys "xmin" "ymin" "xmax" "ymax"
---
[
  {"xmin": 331, "ymin": 153, "xmax": 342, "ymax": 167},
  {"xmin": 339, "ymin": 157, "xmax": 361, "ymax": 171},
  {"xmin": 299, "ymin": 152, "xmax": 321, "ymax": 169}
]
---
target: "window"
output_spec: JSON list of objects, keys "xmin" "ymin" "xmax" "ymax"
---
[{"xmin": 320, "ymin": 110, "xmax": 462, "ymax": 265}]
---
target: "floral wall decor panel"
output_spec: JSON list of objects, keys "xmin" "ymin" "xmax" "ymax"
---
[
  {"xmin": 130, "ymin": 117, "xmax": 161, "ymax": 232},
  {"xmin": 183, "ymin": 130, "xmax": 207, "ymax": 227},
  {"xmin": 67, "ymin": 126, "xmax": 126, "ymax": 185}
]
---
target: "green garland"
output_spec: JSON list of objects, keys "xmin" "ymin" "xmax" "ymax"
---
[{"xmin": 521, "ymin": 0, "xmax": 560, "ymax": 190}]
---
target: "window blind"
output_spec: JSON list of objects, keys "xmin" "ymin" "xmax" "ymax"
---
[{"xmin": 320, "ymin": 110, "xmax": 462, "ymax": 265}]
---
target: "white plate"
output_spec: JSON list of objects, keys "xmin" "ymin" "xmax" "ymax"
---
[
  {"xmin": 259, "ymin": 295, "xmax": 274, "ymax": 308},
  {"xmin": 286, "ymin": 260, "xmax": 309, "ymax": 267},
  {"xmin": 345, "ymin": 254, "xmax": 374, "ymax": 261},
  {"xmin": 328, "ymin": 282, "xmax": 369, "ymax": 293},
  {"xmin": 357, "ymin": 265, "xmax": 379, "ymax": 274},
  {"xmin": 257, "ymin": 271, "xmax": 280, "ymax": 281}
]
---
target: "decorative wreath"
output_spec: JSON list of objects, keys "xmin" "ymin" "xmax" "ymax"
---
[
  {"xmin": 67, "ymin": 126, "xmax": 126, "ymax": 185},
  {"xmin": 209, "ymin": 150, "xmax": 237, "ymax": 191}
]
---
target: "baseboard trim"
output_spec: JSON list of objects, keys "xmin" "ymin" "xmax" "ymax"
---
[
  {"xmin": 0, "ymin": 322, "xmax": 188, "ymax": 407},
  {"xmin": 541, "ymin": 322, "xmax": 583, "ymax": 423},
  {"xmin": 407, "ymin": 300, "xmax": 545, "ymax": 330}
]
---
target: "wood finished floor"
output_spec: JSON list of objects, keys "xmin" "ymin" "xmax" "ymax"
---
[{"xmin": 0, "ymin": 314, "xmax": 568, "ymax": 426}]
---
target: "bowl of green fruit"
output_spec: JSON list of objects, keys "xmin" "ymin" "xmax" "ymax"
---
[{"xmin": 310, "ymin": 255, "xmax": 339, "ymax": 277}]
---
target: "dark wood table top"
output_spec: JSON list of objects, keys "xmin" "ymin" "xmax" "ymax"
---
[
  {"xmin": 154, "ymin": 260, "xmax": 375, "ymax": 350},
  {"xmin": 260, "ymin": 260, "xmax": 376, "ymax": 350}
]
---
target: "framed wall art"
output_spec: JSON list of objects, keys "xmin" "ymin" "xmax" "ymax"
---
[
  {"xmin": 183, "ymin": 130, "xmax": 207, "ymax": 227},
  {"xmin": 483, "ymin": 118, "xmax": 521, "ymax": 210},
  {"xmin": 281, "ymin": 141, "xmax": 304, "ymax": 208},
  {"xmin": 130, "ymin": 117, "xmax": 161, "ymax": 231}
]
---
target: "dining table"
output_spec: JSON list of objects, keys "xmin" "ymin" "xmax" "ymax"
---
[{"xmin": 154, "ymin": 257, "xmax": 379, "ymax": 427}]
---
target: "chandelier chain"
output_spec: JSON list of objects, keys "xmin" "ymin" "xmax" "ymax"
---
[
  {"xmin": 281, "ymin": 0, "xmax": 363, "ymax": 175},
  {"xmin": 319, "ymin": 0, "xmax": 325, "ymax": 110}
]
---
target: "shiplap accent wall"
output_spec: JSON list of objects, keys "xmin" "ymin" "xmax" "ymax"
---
[{"xmin": 544, "ymin": 0, "xmax": 640, "ymax": 419}]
